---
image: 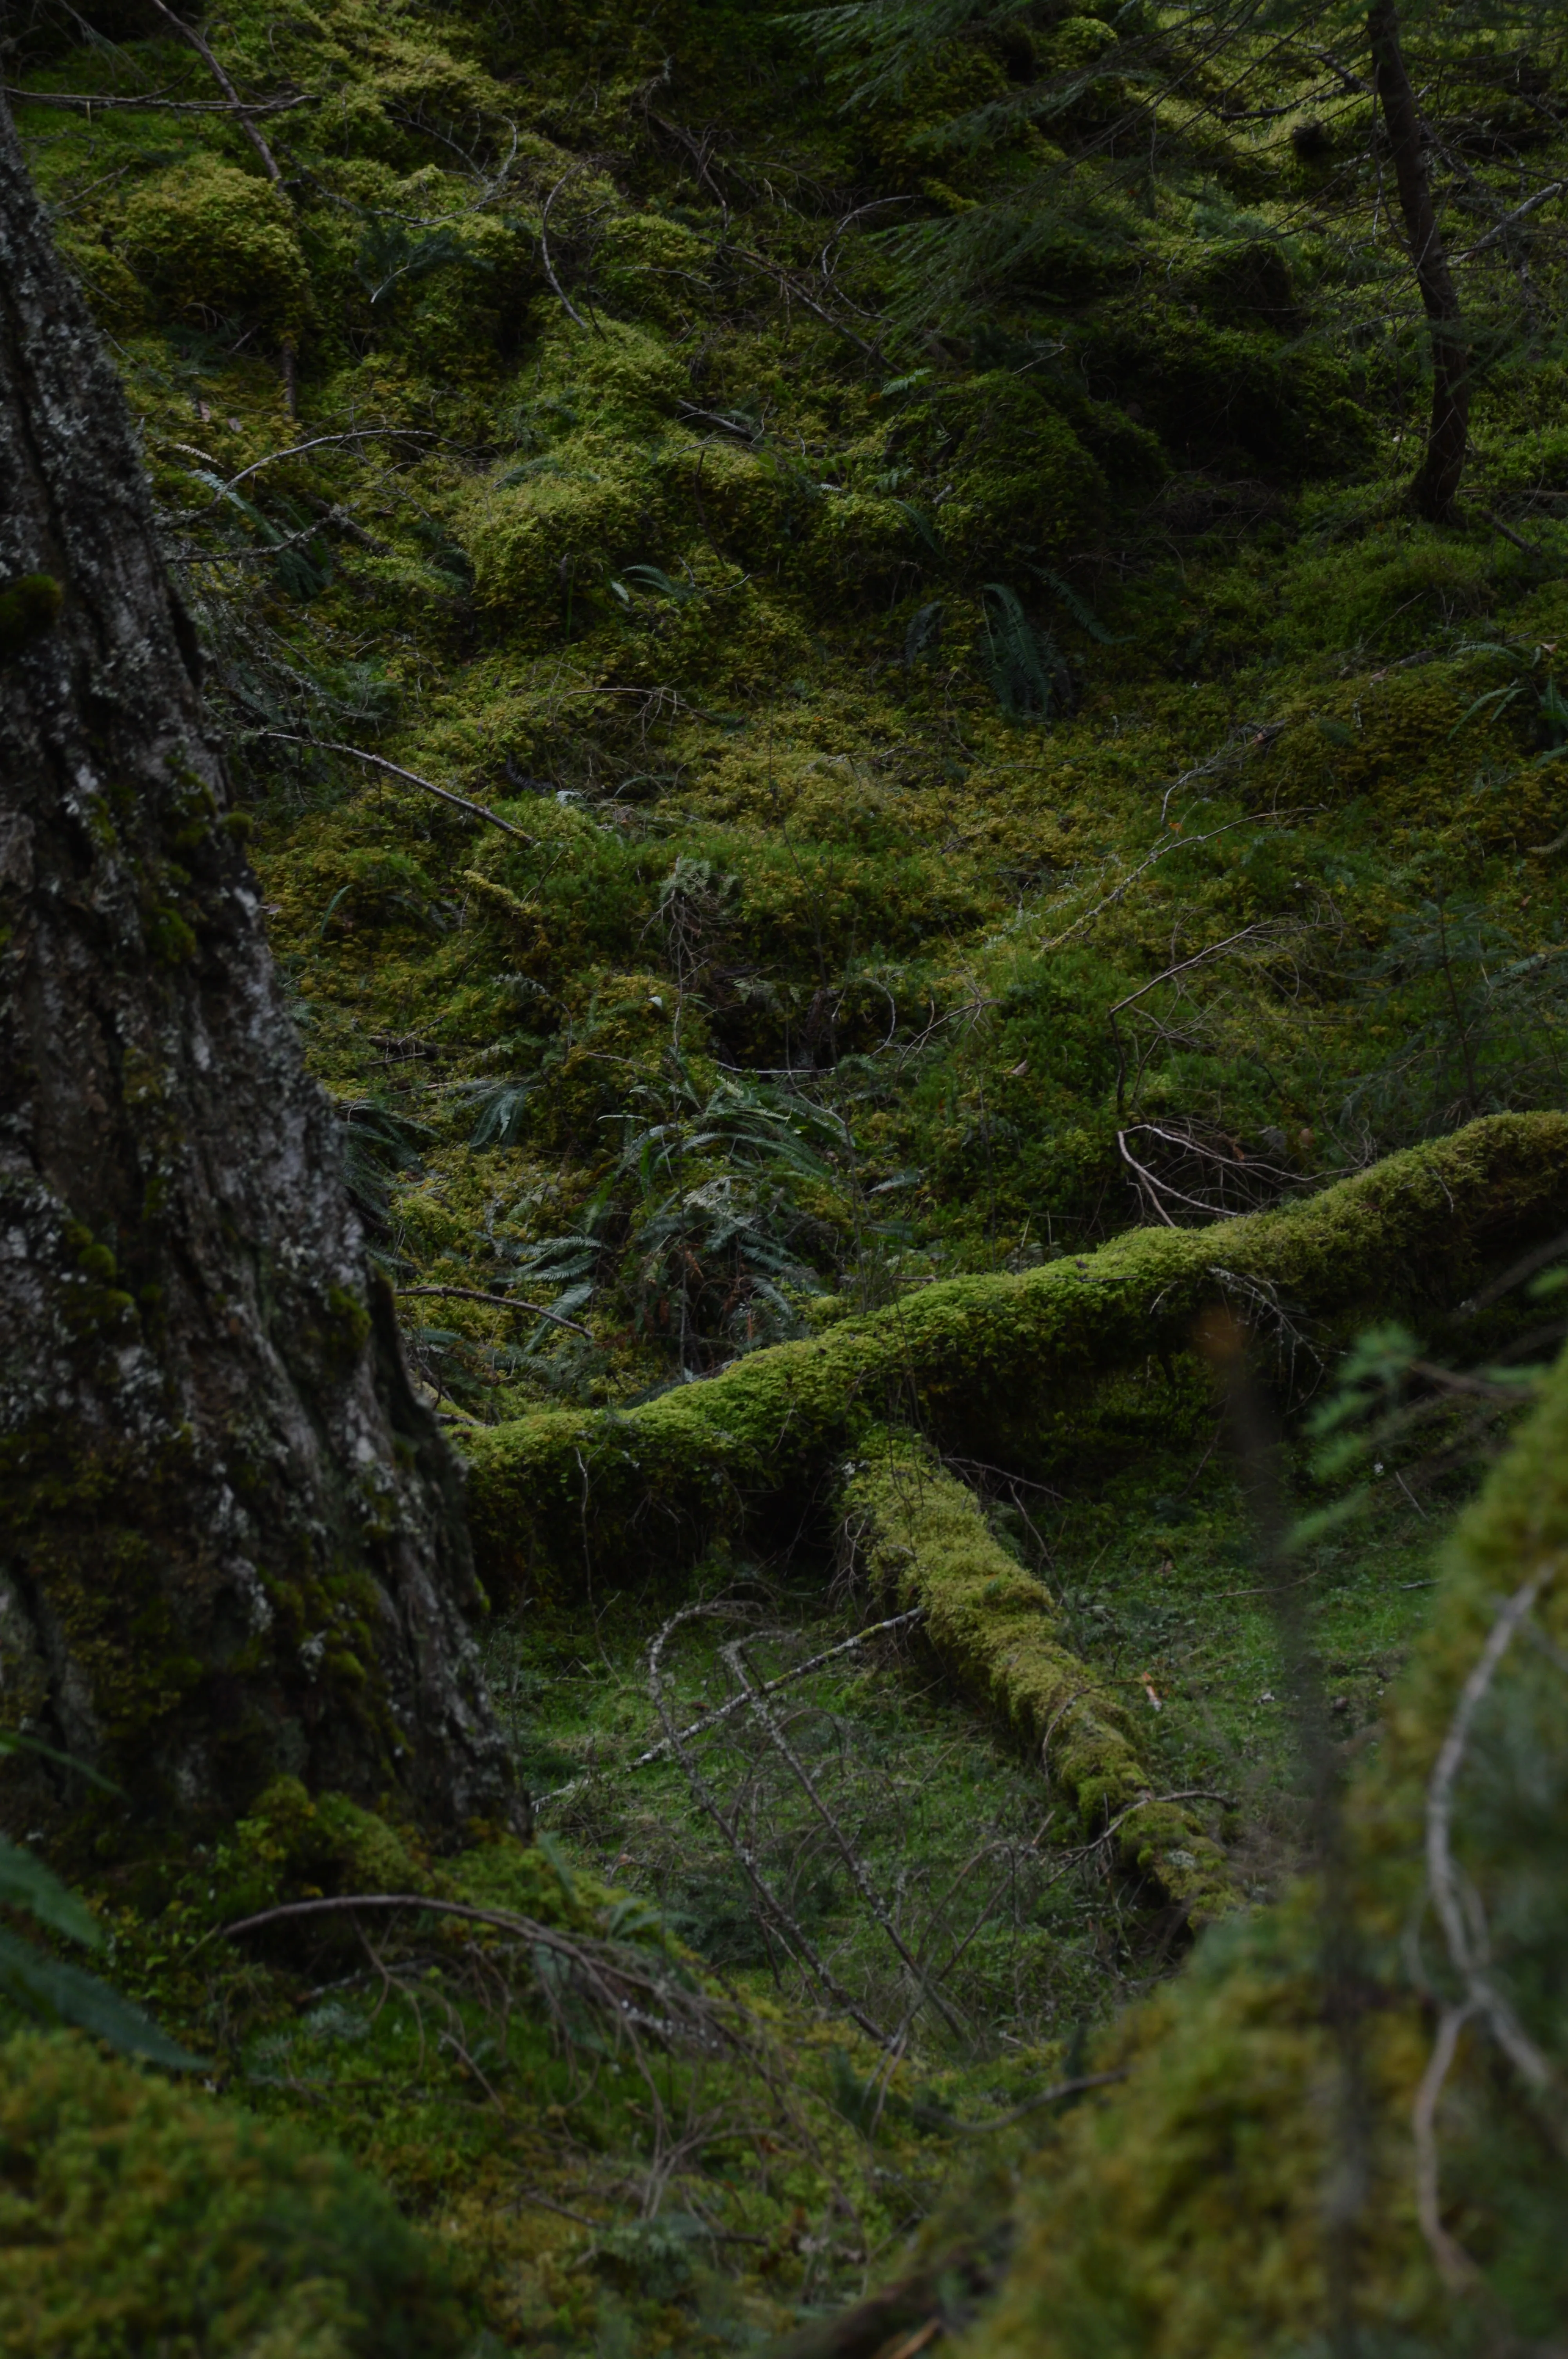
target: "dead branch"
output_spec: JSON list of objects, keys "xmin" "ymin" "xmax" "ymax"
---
[
  {"xmin": 935, "ymin": 2066, "xmax": 1127, "ymax": 2135},
  {"xmin": 1107, "ymin": 925, "xmax": 1278, "ymax": 1112},
  {"xmin": 538, "ymin": 1607, "xmax": 925, "ymax": 1805},
  {"xmin": 396, "ymin": 1283, "xmax": 591, "ymax": 1338},
  {"xmin": 719, "ymin": 1633, "xmax": 966, "ymax": 2038},
  {"xmin": 1425, "ymin": 1566, "xmax": 1561, "ymax": 2101},
  {"xmin": 4, "ymin": 85, "xmax": 309, "ymax": 117},
  {"xmin": 648, "ymin": 1605, "xmax": 889, "ymax": 2043},
  {"xmin": 539, "ymin": 169, "xmax": 598, "ymax": 335},
  {"xmin": 139, "ymin": 0, "xmax": 298, "ymax": 407},
  {"xmin": 1412, "ymin": 1998, "xmax": 1482, "ymax": 2293},
  {"xmin": 260, "ymin": 732, "xmax": 534, "ymax": 840}
]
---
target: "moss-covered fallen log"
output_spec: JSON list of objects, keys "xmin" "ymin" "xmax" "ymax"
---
[
  {"xmin": 463, "ymin": 1111, "xmax": 1568, "ymax": 1603},
  {"xmin": 843, "ymin": 1444, "xmax": 1236, "ymax": 1921}
]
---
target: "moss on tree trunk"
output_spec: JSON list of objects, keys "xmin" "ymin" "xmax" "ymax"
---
[{"xmin": 0, "ymin": 94, "xmax": 517, "ymax": 1848}]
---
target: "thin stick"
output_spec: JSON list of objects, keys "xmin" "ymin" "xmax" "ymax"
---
[
  {"xmin": 261, "ymin": 733, "xmax": 534, "ymax": 840},
  {"xmin": 4, "ymin": 85, "xmax": 309, "ymax": 117},
  {"xmin": 934, "ymin": 2067, "xmax": 1127, "ymax": 2135},
  {"xmin": 536, "ymin": 1608, "xmax": 925, "ymax": 1804},
  {"xmin": 717, "ymin": 240, "xmax": 884, "ymax": 364},
  {"xmin": 721, "ymin": 1634, "xmax": 966, "ymax": 2038},
  {"xmin": 539, "ymin": 171, "xmax": 596, "ymax": 334},
  {"xmin": 1107, "ymin": 925, "xmax": 1275, "ymax": 1112},
  {"xmin": 200, "ymin": 429, "xmax": 439, "ymax": 508},
  {"xmin": 1039, "ymin": 813, "xmax": 1294, "ymax": 955},
  {"xmin": 140, "ymin": 0, "xmax": 298, "ymax": 409},
  {"xmin": 1412, "ymin": 1999, "xmax": 1481, "ymax": 2291},
  {"xmin": 142, "ymin": 0, "xmax": 284, "ymax": 182},
  {"xmin": 396, "ymin": 1283, "xmax": 591, "ymax": 1339},
  {"xmin": 1451, "ymin": 181, "xmax": 1565, "ymax": 262},
  {"xmin": 1425, "ymin": 1567, "xmax": 1559, "ymax": 2100},
  {"xmin": 647, "ymin": 1606, "xmax": 888, "ymax": 2043},
  {"xmin": 1030, "ymin": 1788, "xmax": 1237, "ymax": 1896}
]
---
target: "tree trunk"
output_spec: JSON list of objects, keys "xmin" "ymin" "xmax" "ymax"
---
[
  {"xmin": 1368, "ymin": 0, "xmax": 1469, "ymax": 522},
  {"xmin": 0, "ymin": 94, "xmax": 520, "ymax": 1848}
]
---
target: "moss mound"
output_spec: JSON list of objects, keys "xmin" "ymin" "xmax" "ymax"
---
[
  {"xmin": 120, "ymin": 155, "xmax": 310, "ymax": 342},
  {"xmin": 0, "ymin": 2032, "xmax": 465, "ymax": 2358}
]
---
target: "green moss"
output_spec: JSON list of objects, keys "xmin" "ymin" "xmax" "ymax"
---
[
  {"xmin": 845, "ymin": 1441, "xmax": 1236, "ymax": 1918},
  {"xmin": 968, "ymin": 1900, "xmax": 1442, "ymax": 2358},
  {"xmin": 0, "ymin": 2031, "xmax": 466, "ymax": 2358},
  {"xmin": 593, "ymin": 211, "xmax": 712, "ymax": 330},
  {"xmin": 462, "ymin": 1112, "xmax": 1568, "ymax": 1599},
  {"xmin": 119, "ymin": 154, "xmax": 311, "ymax": 343},
  {"xmin": 929, "ymin": 374, "xmax": 1107, "ymax": 570},
  {"xmin": 969, "ymin": 1326, "xmax": 1568, "ymax": 2356}
]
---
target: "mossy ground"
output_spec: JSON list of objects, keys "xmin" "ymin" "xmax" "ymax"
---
[{"xmin": 7, "ymin": 0, "xmax": 1568, "ymax": 2346}]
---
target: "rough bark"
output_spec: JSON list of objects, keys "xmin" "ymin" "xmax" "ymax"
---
[
  {"xmin": 0, "ymin": 93, "xmax": 518, "ymax": 1845},
  {"xmin": 1368, "ymin": 0, "xmax": 1469, "ymax": 522}
]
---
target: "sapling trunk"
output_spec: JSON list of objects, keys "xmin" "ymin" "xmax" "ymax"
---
[{"xmin": 1368, "ymin": 0, "xmax": 1469, "ymax": 522}]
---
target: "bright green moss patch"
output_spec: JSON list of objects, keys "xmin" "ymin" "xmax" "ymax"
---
[
  {"xmin": 844, "ymin": 1442, "xmax": 1236, "ymax": 1919},
  {"xmin": 0, "ymin": 2032, "xmax": 466, "ymax": 2359},
  {"xmin": 120, "ymin": 155, "xmax": 311, "ymax": 344},
  {"xmin": 462, "ymin": 1111, "xmax": 1568, "ymax": 1599}
]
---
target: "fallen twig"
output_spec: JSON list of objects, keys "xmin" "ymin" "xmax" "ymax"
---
[
  {"xmin": 260, "ymin": 732, "xmax": 534, "ymax": 840},
  {"xmin": 396, "ymin": 1283, "xmax": 591, "ymax": 1339},
  {"xmin": 935, "ymin": 2066, "xmax": 1127, "ymax": 2135},
  {"xmin": 537, "ymin": 1607, "xmax": 926, "ymax": 1804}
]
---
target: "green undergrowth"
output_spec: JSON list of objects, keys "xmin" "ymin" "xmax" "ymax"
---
[
  {"xmin": 0, "ymin": 2031, "xmax": 469, "ymax": 2359},
  {"xmin": 10, "ymin": 0, "xmax": 1568, "ymax": 2344},
  {"xmin": 11, "ymin": 0, "xmax": 1568, "ymax": 1426},
  {"xmin": 963, "ymin": 1330, "xmax": 1568, "ymax": 2356},
  {"xmin": 6, "ymin": 1759, "xmax": 1107, "ymax": 2354}
]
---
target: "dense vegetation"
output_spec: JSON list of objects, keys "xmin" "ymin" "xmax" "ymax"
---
[{"xmin": 4, "ymin": 0, "xmax": 1568, "ymax": 2348}]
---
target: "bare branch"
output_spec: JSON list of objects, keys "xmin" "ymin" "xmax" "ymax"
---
[
  {"xmin": 396, "ymin": 1283, "xmax": 591, "ymax": 1339},
  {"xmin": 647, "ymin": 1604, "xmax": 889, "ymax": 2043},
  {"xmin": 720, "ymin": 1634, "xmax": 965, "ymax": 2038},
  {"xmin": 539, "ymin": 170, "xmax": 598, "ymax": 336},
  {"xmin": 260, "ymin": 732, "xmax": 535, "ymax": 840},
  {"xmin": 536, "ymin": 1607, "xmax": 925, "ymax": 1805}
]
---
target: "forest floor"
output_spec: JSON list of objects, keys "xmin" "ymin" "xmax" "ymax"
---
[{"xmin": 8, "ymin": 0, "xmax": 1568, "ymax": 2346}]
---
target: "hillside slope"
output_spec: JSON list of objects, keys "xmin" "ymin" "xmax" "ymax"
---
[{"xmin": 5, "ymin": 0, "xmax": 1568, "ymax": 2348}]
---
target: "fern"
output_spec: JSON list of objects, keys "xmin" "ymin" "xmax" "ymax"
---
[
  {"xmin": 619, "ymin": 562, "xmax": 697, "ymax": 605},
  {"xmin": 1028, "ymin": 564, "xmax": 1130, "ymax": 645},
  {"xmin": 0, "ymin": 1737, "xmax": 197, "ymax": 2067},
  {"xmin": 786, "ymin": 0, "xmax": 1031, "ymax": 107},
  {"xmin": 982, "ymin": 583, "xmax": 1065, "ymax": 723},
  {"xmin": 904, "ymin": 600, "xmax": 944, "ymax": 667}
]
